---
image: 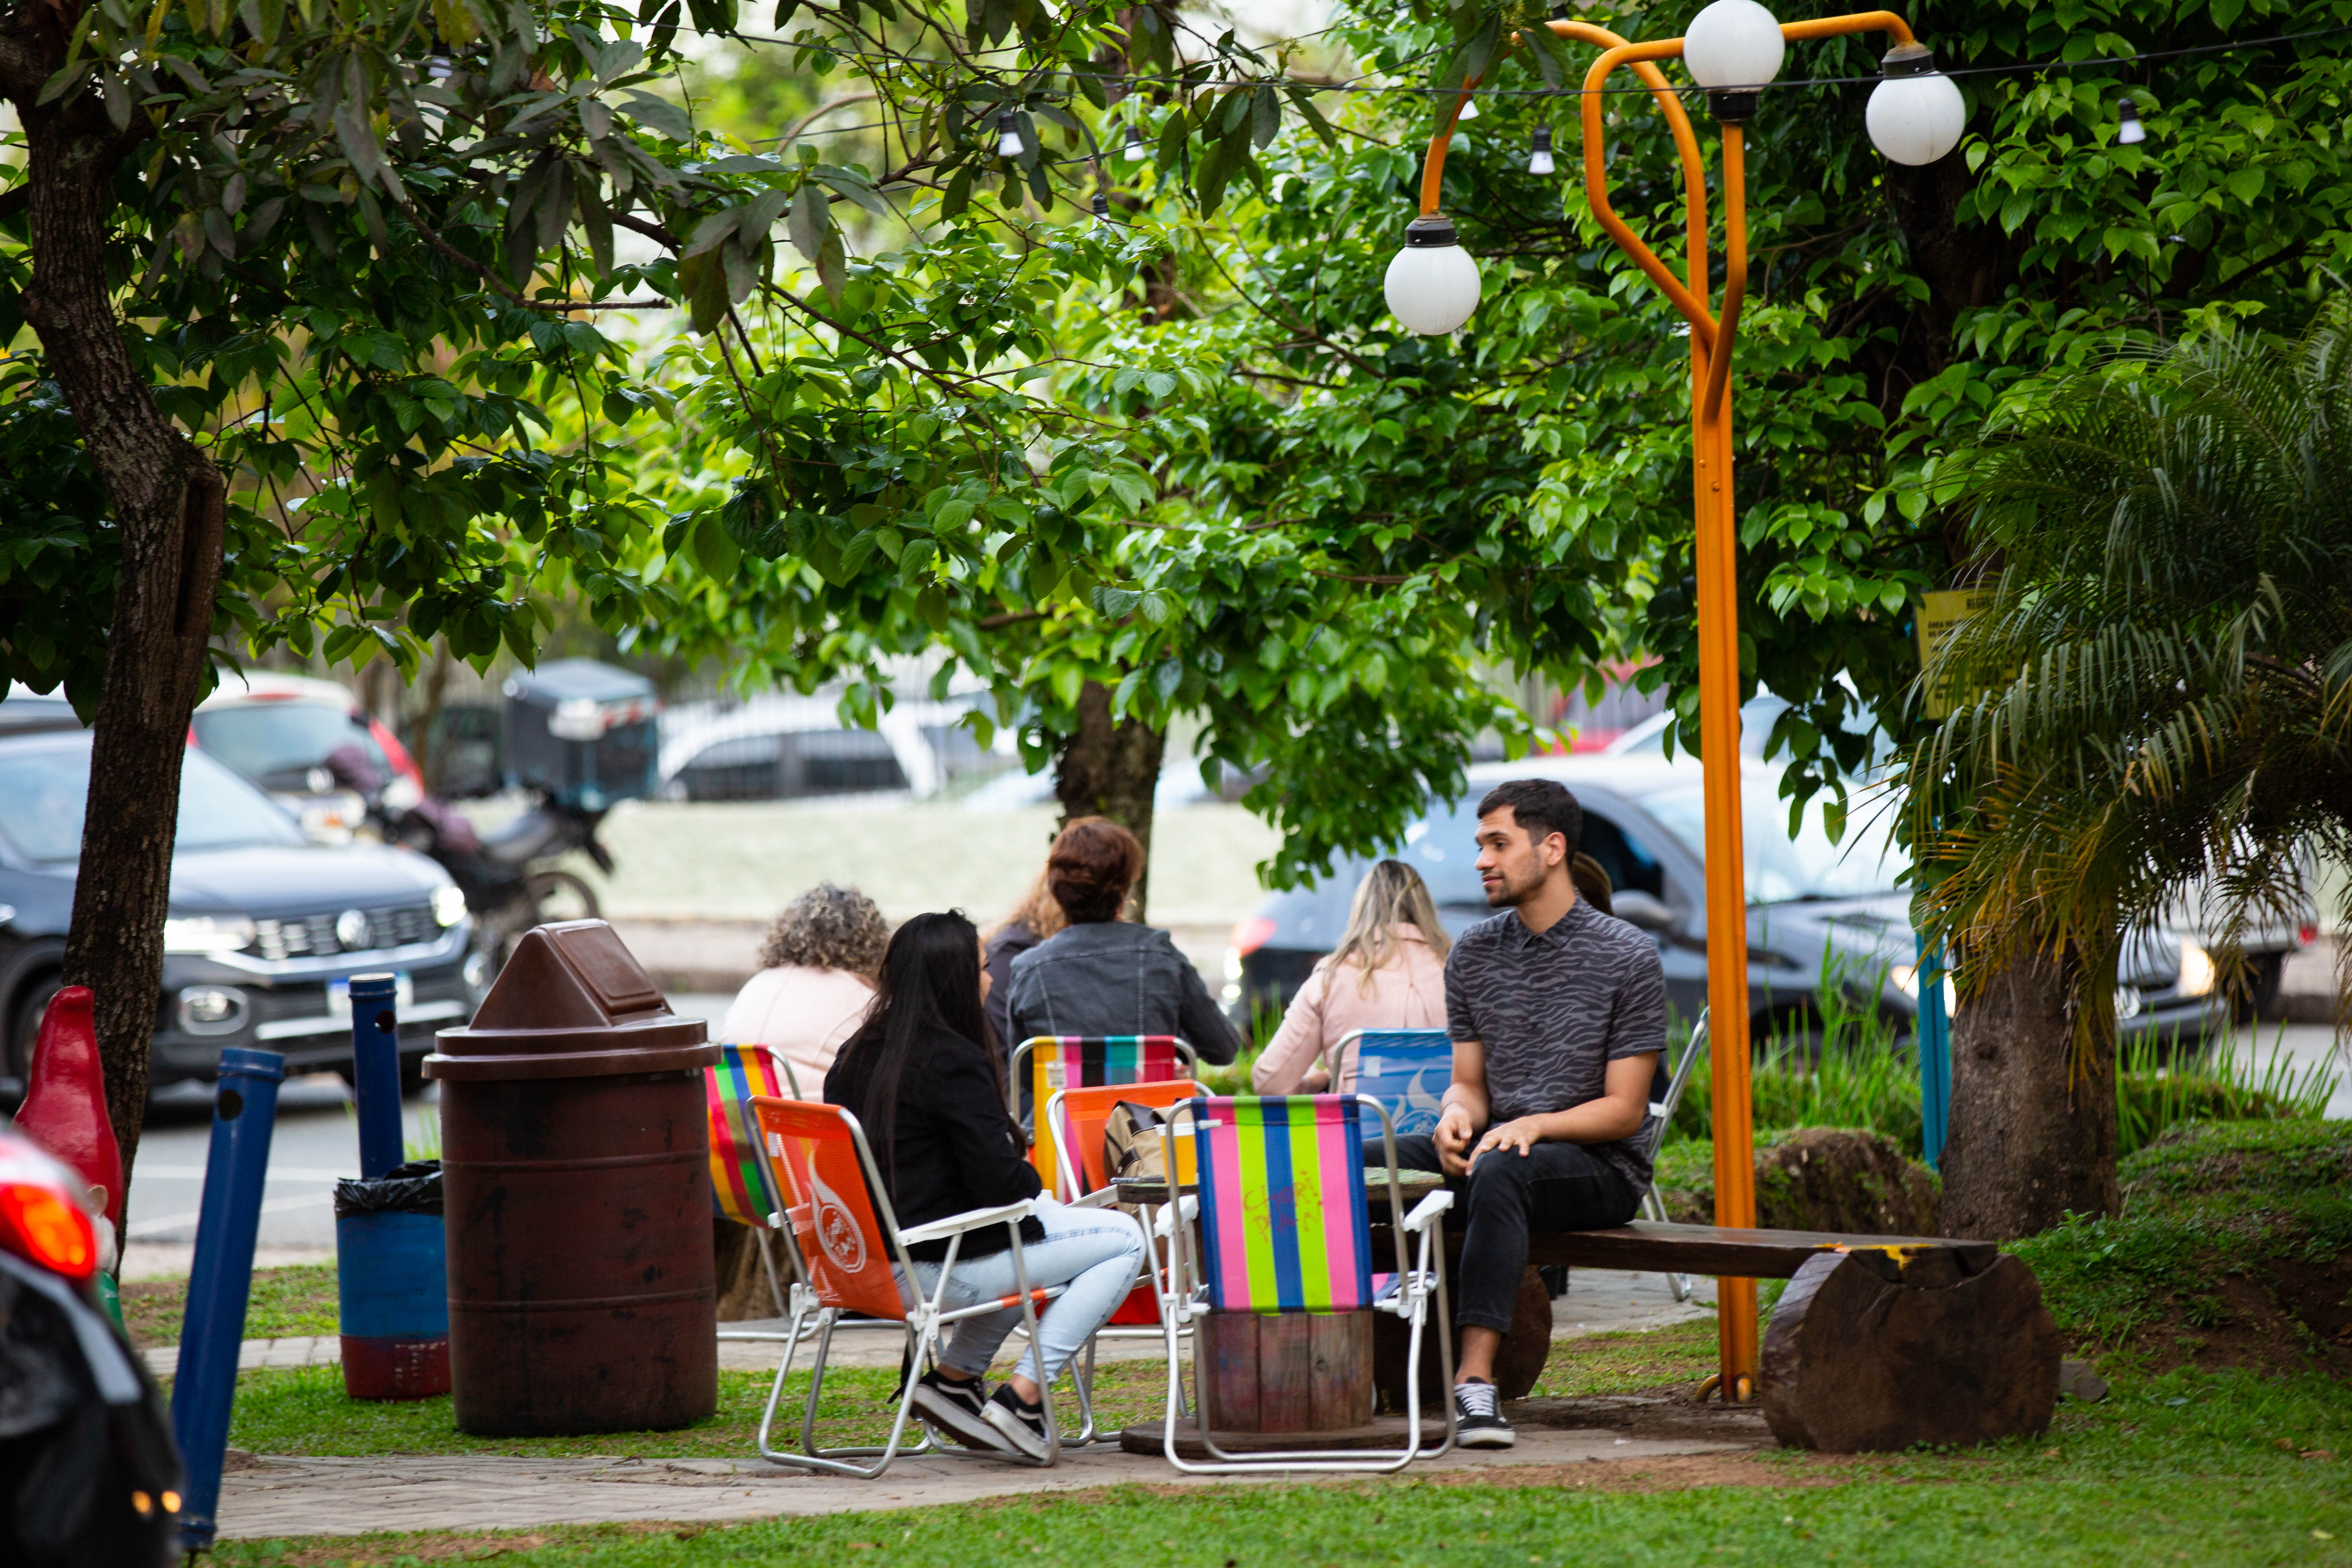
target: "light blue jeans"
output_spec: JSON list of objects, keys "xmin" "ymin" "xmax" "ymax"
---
[{"xmin": 896, "ymin": 1198, "xmax": 1148, "ymax": 1388}]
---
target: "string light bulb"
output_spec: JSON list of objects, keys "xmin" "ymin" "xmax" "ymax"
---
[
  {"xmin": 2116, "ymin": 96, "xmax": 2147, "ymax": 144},
  {"xmin": 1864, "ymin": 43, "xmax": 1966, "ymax": 165},
  {"xmin": 1527, "ymin": 126, "xmax": 1556, "ymax": 175},
  {"xmin": 1682, "ymin": 0, "xmax": 1785, "ymax": 122},
  {"xmin": 1385, "ymin": 214, "xmax": 1482, "ymax": 335},
  {"xmin": 1122, "ymin": 124, "xmax": 1148, "ymax": 162},
  {"xmin": 1091, "ymin": 192, "xmax": 1111, "ymax": 224},
  {"xmin": 996, "ymin": 109, "xmax": 1025, "ymax": 157},
  {"xmin": 1455, "ymin": 95, "xmax": 1479, "ymax": 122}
]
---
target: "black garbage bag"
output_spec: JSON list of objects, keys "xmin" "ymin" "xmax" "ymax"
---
[{"xmin": 333, "ymin": 1160, "xmax": 442, "ymax": 1219}]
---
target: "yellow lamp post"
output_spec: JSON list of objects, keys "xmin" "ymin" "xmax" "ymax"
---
[{"xmin": 1398, "ymin": 3, "xmax": 1964, "ymax": 1400}]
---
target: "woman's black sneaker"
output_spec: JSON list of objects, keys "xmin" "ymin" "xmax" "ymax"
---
[
  {"xmin": 912, "ymin": 1370, "xmax": 1013, "ymax": 1454},
  {"xmin": 1453, "ymin": 1379, "xmax": 1515, "ymax": 1448},
  {"xmin": 983, "ymin": 1384, "xmax": 1052, "ymax": 1460}
]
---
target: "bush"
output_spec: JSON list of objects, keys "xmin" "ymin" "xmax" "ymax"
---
[{"xmin": 1666, "ymin": 992, "xmax": 2336, "ymax": 1161}]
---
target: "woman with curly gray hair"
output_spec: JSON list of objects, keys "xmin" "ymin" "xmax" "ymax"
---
[{"xmin": 718, "ymin": 883, "xmax": 891, "ymax": 1091}]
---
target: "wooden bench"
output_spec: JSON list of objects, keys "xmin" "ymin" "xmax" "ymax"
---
[{"xmin": 1372, "ymin": 1217, "xmax": 2061, "ymax": 1453}]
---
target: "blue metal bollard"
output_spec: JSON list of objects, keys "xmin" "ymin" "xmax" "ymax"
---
[
  {"xmin": 171, "ymin": 1046, "xmax": 285, "ymax": 1554},
  {"xmin": 1915, "ymin": 932, "xmax": 1953, "ymax": 1170},
  {"xmin": 349, "ymin": 972, "xmax": 404, "ymax": 1179}
]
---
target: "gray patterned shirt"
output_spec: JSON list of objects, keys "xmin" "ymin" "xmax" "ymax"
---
[{"xmin": 1444, "ymin": 899, "xmax": 1668, "ymax": 1190}]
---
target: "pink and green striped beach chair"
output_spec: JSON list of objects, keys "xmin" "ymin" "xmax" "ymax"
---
[{"xmin": 1152, "ymin": 1094, "xmax": 1457, "ymax": 1473}]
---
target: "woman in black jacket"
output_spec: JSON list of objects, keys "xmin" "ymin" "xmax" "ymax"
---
[
  {"xmin": 825, "ymin": 910, "xmax": 1147, "ymax": 1461},
  {"xmin": 1004, "ymin": 816, "xmax": 1243, "ymax": 1063}
]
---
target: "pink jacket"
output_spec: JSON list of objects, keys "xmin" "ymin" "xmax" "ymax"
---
[{"xmin": 1250, "ymin": 926, "xmax": 1447, "ymax": 1095}]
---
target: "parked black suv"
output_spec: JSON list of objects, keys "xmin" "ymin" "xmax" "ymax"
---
[{"xmin": 0, "ymin": 693, "xmax": 478, "ymax": 1096}]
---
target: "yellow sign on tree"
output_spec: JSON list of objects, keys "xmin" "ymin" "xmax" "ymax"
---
[{"xmin": 1917, "ymin": 589, "xmax": 1996, "ymax": 721}]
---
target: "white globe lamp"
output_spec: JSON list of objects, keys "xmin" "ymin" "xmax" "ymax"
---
[
  {"xmin": 1682, "ymin": 0, "xmax": 1784, "ymax": 120},
  {"xmin": 1384, "ymin": 215, "xmax": 1482, "ymax": 336},
  {"xmin": 1865, "ymin": 44, "xmax": 1967, "ymax": 165}
]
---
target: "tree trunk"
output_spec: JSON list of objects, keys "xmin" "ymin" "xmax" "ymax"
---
[
  {"xmin": 1939, "ymin": 945, "xmax": 2119, "ymax": 1240},
  {"xmin": 1052, "ymin": 680, "xmax": 1165, "ymax": 919},
  {"xmin": 13, "ymin": 92, "xmax": 226, "ymax": 1187}
]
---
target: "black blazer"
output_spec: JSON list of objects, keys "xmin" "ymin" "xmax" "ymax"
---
[{"xmin": 825, "ymin": 1024, "xmax": 1043, "ymax": 1261}]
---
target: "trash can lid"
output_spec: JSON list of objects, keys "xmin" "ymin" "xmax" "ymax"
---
[{"xmin": 425, "ymin": 920, "xmax": 714, "ymax": 1081}]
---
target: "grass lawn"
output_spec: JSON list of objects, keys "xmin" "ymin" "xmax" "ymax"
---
[
  {"xmin": 121, "ymin": 1262, "xmax": 341, "ymax": 1349},
  {"xmin": 206, "ymin": 1121, "xmax": 2351, "ymax": 1565},
  {"xmin": 210, "ymin": 1364, "xmax": 2349, "ymax": 1567}
]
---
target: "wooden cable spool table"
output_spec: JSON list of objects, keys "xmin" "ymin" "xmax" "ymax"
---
[{"xmin": 1113, "ymin": 1168, "xmax": 1448, "ymax": 1453}]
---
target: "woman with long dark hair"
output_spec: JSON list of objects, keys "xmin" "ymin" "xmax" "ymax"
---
[{"xmin": 824, "ymin": 910, "xmax": 1146, "ymax": 1461}]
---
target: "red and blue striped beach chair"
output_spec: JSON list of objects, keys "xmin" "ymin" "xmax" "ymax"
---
[{"xmin": 1153, "ymin": 1094, "xmax": 1456, "ymax": 1473}]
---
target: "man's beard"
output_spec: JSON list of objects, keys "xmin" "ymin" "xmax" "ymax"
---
[{"xmin": 1484, "ymin": 865, "xmax": 1539, "ymax": 907}]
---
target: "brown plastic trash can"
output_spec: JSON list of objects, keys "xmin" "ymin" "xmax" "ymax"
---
[{"xmin": 425, "ymin": 920, "xmax": 719, "ymax": 1436}]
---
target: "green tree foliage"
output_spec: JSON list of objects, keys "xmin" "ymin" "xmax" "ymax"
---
[
  {"xmin": 1909, "ymin": 305, "xmax": 2352, "ymax": 1045},
  {"xmin": 1177, "ymin": 0, "xmax": 2352, "ymax": 825}
]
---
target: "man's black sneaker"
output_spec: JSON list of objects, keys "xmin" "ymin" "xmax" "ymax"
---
[
  {"xmin": 983, "ymin": 1384, "xmax": 1052, "ymax": 1460},
  {"xmin": 1453, "ymin": 1379, "xmax": 1515, "ymax": 1448},
  {"xmin": 912, "ymin": 1369, "xmax": 1013, "ymax": 1453}
]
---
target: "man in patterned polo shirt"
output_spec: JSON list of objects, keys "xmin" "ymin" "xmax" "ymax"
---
[{"xmin": 1387, "ymin": 777, "xmax": 1665, "ymax": 1448}]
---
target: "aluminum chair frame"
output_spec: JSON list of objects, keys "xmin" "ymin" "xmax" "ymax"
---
[
  {"xmin": 723, "ymin": 1098, "xmax": 1073, "ymax": 1479},
  {"xmin": 1038, "ymin": 1078, "xmax": 1210, "ymax": 1445},
  {"xmin": 1635, "ymin": 1011, "xmax": 1707, "ymax": 1302},
  {"xmin": 1152, "ymin": 1094, "xmax": 1458, "ymax": 1474}
]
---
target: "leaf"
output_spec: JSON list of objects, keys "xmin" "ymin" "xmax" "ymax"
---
[
  {"xmin": 814, "ymin": 223, "xmax": 846, "ymax": 303},
  {"xmin": 1250, "ymin": 84, "xmax": 1280, "ymax": 150},
  {"xmin": 100, "ymin": 71, "xmax": 131, "ymax": 133},
  {"xmin": 678, "ymin": 248, "xmax": 728, "ymax": 333},
  {"xmin": 691, "ymin": 508, "xmax": 740, "ymax": 575},
  {"xmin": 334, "ymin": 96, "xmax": 388, "ymax": 189},
  {"xmin": 620, "ymin": 91, "xmax": 695, "ymax": 143},
  {"xmin": 684, "ymin": 207, "xmax": 739, "ymax": 258},
  {"xmin": 788, "ymin": 181, "xmax": 829, "ymax": 264},
  {"xmin": 1432, "ymin": 9, "xmax": 1502, "ymax": 103},
  {"xmin": 740, "ymin": 183, "xmax": 791, "ymax": 238},
  {"xmin": 1285, "ymin": 87, "xmax": 1338, "ymax": 150},
  {"xmin": 577, "ymin": 183, "xmax": 614, "ymax": 278},
  {"xmin": 942, "ymin": 166, "xmax": 974, "ymax": 220}
]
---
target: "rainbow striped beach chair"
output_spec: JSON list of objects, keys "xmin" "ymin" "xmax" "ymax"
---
[
  {"xmin": 1009, "ymin": 1036, "xmax": 1197, "ymax": 1197},
  {"xmin": 704, "ymin": 1044, "xmax": 802, "ymax": 1316},
  {"xmin": 1153, "ymin": 1094, "xmax": 1456, "ymax": 1473}
]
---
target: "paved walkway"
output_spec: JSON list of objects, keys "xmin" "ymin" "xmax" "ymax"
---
[
  {"xmin": 146, "ymin": 1268, "xmax": 1716, "ymax": 1380},
  {"xmin": 215, "ymin": 1425, "xmax": 1755, "ymax": 1538}
]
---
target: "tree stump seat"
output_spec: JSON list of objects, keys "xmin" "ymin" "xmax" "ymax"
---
[{"xmin": 1372, "ymin": 1219, "xmax": 2059, "ymax": 1453}]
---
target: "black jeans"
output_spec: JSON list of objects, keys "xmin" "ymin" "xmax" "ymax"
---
[{"xmin": 1384, "ymin": 1134, "xmax": 1642, "ymax": 1334}]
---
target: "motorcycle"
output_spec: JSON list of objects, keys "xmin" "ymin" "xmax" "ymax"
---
[
  {"xmin": 0, "ymin": 1126, "xmax": 182, "ymax": 1567},
  {"xmin": 326, "ymin": 747, "xmax": 611, "ymax": 973}
]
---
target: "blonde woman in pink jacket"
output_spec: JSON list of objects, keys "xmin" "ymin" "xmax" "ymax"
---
[{"xmin": 1251, "ymin": 860, "xmax": 1451, "ymax": 1095}]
